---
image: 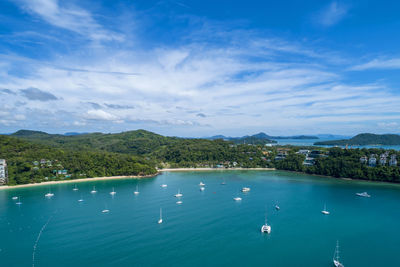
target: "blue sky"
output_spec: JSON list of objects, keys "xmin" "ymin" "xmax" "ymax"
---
[{"xmin": 1, "ymin": 0, "xmax": 400, "ymax": 137}]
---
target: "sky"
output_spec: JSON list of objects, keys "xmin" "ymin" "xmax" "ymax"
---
[{"xmin": 1, "ymin": 0, "xmax": 400, "ymax": 137}]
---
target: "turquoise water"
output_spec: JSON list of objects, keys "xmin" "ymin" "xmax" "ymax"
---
[{"xmin": 1, "ymin": 171, "xmax": 400, "ymax": 266}]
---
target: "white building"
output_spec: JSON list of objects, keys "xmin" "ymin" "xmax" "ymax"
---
[{"xmin": 0, "ymin": 159, "xmax": 7, "ymax": 185}]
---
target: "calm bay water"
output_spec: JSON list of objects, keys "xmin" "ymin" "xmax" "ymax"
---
[{"xmin": 1, "ymin": 170, "xmax": 400, "ymax": 266}]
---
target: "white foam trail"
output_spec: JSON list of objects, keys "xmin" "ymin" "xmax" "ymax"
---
[{"xmin": 32, "ymin": 216, "xmax": 53, "ymax": 267}]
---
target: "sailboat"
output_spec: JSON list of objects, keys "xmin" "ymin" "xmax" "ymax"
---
[
  {"xmin": 45, "ymin": 189, "xmax": 54, "ymax": 198},
  {"xmin": 333, "ymin": 240, "xmax": 344, "ymax": 267},
  {"xmin": 200, "ymin": 187, "xmax": 205, "ymax": 191},
  {"xmin": 72, "ymin": 184, "xmax": 79, "ymax": 191},
  {"xmin": 134, "ymin": 185, "xmax": 140, "ymax": 195},
  {"xmin": 275, "ymin": 204, "xmax": 280, "ymax": 210},
  {"xmin": 158, "ymin": 208, "xmax": 163, "ymax": 224},
  {"xmin": 174, "ymin": 189, "xmax": 183, "ymax": 198},
  {"xmin": 160, "ymin": 184, "xmax": 167, "ymax": 188},
  {"xmin": 12, "ymin": 196, "xmax": 18, "ymax": 200},
  {"xmin": 199, "ymin": 182, "xmax": 205, "ymax": 186},
  {"xmin": 78, "ymin": 194, "xmax": 84, "ymax": 202},
  {"xmin": 261, "ymin": 213, "xmax": 271, "ymax": 234},
  {"xmin": 110, "ymin": 187, "xmax": 116, "ymax": 195},
  {"xmin": 90, "ymin": 186, "xmax": 97, "ymax": 194},
  {"xmin": 321, "ymin": 204, "xmax": 330, "ymax": 215},
  {"xmin": 15, "ymin": 197, "xmax": 22, "ymax": 205}
]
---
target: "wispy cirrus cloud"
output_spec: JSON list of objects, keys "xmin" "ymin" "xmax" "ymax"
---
[
  {"xmin": 315, "ymin": 1, "xmax": 349, "ymax": 27},
  {"xmin": 350, "ymin": 58, "xmax": 400, "ymax": 71}
]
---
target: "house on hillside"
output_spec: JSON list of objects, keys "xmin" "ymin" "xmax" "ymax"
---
[
  {"xmin": 368, "ymin": 155, "xmax": 377, "ymax": 167},
  {"xmin": 389, "ymin": 155, "xmax": 397, "ymax": 167},
  {"xmin": 0, "ymin": 159, "xmax": 8, "ymax": 185},
  {"xmin": 360, "ymin": 156, "xmax": 368, "ymax": 164},
  {"xmin": 379, "ymin": 154, "xmax": 387, "ymax": 165}
]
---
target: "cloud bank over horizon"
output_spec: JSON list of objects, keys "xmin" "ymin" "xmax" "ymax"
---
[{"xmin": 1, "ymin": 0, "xmax": 400, "ymax": 137}]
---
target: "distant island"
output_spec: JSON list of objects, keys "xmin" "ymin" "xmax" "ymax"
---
[
  {"xmin": 314, "ymin": 133, "xmax": 400, "ymax": 146},
  {"xmin": 208, "ymin": 132, "xmax": 319, "ymax": 144}
]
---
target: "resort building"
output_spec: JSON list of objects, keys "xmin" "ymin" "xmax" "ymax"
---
[
  {"xmin": 389, "ymin": 155, "xmax": 397, "ymax": 167},
  {"xmin": 368, "ymin": 155, "xmax": 377, "ymax": 167},
  {"xmin": 0, "ymin": 159, "xmax": 8, "ymax": 185},
  {"xmin": 379, "ymin": 154, "xmax": 387, "ymax": 165},
  {"xmin": 360, "ymin": 156, "xmax": 368, "ymax": 164}
]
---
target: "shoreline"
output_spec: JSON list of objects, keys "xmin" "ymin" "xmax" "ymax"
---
[
  {"xmin": 0, "ymin": 173, "xmax": 158, "ymax": 190},
  {"xmin": 159, "ymin": 167, "xmax": 276, "ymax": 172}
]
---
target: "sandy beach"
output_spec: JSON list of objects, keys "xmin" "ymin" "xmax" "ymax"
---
[{"xmin": 0, "ymin": 173, "xmax": 158, "ymax": 190}]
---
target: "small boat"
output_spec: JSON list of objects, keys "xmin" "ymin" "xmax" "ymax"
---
[
  {"xmin": 72, "ymin": 185, "xmax": 78, "ymax": 191},
  {"xmin": 12, "ymin": 196, "xmax": 18, "ymax": 200},
  {"xmin": 275, "ymin": 205, "xmax": 280, "ymax": 210},
  {"xmin": 45, "ymin": 190, "xmax": 54, "ymax": 198},
  {"xmin": 160, "ymin": 184, "xmax": 167, "ymax": 188},
  {"xmin": 176, "ymin": 200, "xmax": 183, "ymax": 204},
  {"xmin": 15, "ymin": 197, "xmax": 22, "ymax": 205},
  {"xmin": 356, "ymin": 192, "xmax": 371, "ymax": 198},
  {"xmin": 134, "ymin": 185, "xmax": 140, "ymax": 195},
  {"xmin": 102, "ymin": 209, "xmax": 109, "ymax": 213},
  {"xmin": 78, "ymin": 195, "xmax": 84, "ymax": 202},
  {"xmin": 321, "ymin": 204, "xmax": 330, "ymax": 215},
  {"xmin": 199, "ymin": 182, "xmax": 205, "ymax": 186},
  {"xmin": 90, "ymin": 186, "xmax": 97, "ymax": 194},
  {"xmin": 333, "ymin": 240, "xmax": 344, "ymax": 267},
  {"xmin": 221, "ymin": 181, "xmax": 226, "ymax": 185},
  {"xmin": 241, "ymin": 187, "xmax": 251, "ymax": 192},
  {"xmin": 158, "ymin": 208, "xmax": 163, "ymax": 224},
  {"xmin": 174, "ymin": 189, "xmax": 183, "ymax": 198},
  {"xmin": 233, "ymin": 197, "xmax": 242, "ymax": 201},
  {"xmin": 200, "ymin": 187, "xmax": 205, "ymax": 191},
  {"xmin": 110, "ymin": 187, "xmax": 116, "ymax": 195},
  {"xmin": 261, "ymin": 214, "xmax": 271, "ymax": 234}
]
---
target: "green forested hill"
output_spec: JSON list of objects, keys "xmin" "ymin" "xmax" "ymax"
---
[
  {"xmin": 0, "ymin": 135, "xmax": 156, "ymax": 185},
  {"xmin": 314, "ymin": 133, "xmax": 400, "ymax": 146}
]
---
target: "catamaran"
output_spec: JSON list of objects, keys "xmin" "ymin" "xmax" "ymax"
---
[
  {"xmin": 90, "ymin": 186, "xmax": 97, "ymax": 194},
  {"xmin": 356, "ymin": 192, "xmax": 371, "ymax": 198},
  {"xmin": 134, "ymin": 185, "xmax": 140, "ymax": 195},
  {"xmin": 110, "ymin": 187, "xmax": 116, "ymax": 195},
  {"xmin": 321, "ymin": 204, "xmax": 330, "ymax": 215},
  {"xmin": 174, "ymin": 189, "xmax": 183, "ymax": 198},
  {"xmin": 261, "ymin": 214, "xmax": 271, "ymax": 234},
  {"xmin": 333, "ymin": 240, "xmax": 344, "ymax": 267},
  {"xmin": 73, "ymin": 184, "xmax": 78, "ymax": 191},
  {"xmin": 158, "ymin": 208, "xmax": 163, "ymax": 224}
]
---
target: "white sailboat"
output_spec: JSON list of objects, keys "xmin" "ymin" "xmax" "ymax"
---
[
  {"xmin": 12, "ymin": 196, "xmax": 18, "ymax": 200},
  {"xmin": 160, "ymin": 184, "xmax": 167, "ymax": 188},
  {"xmin": 233, "ymin": 197, "xmax": 242, "ymax": 201},
  {"xmin": 275, "ymin": 204, "xmax": 280, "ymax": 210},
  {"xmin": 90, "ymin": 186, "xmax": 97, "ymax": 194},
  {"xmin": 321, "ymin": 204, "xmax": 330, "ymax": 215},
  {"xmin": 199, "ymin": 182, "xmax": 205, "ymax": 186},
  {"xmin": 134, "ymin": 185, "xmax": 140, "ymax": 195},
  {"xmin": 241, "ymin": 187, "xmax": 251, "ymax": 192},
  {"xmin": 158, "ymin": 208, "xmax": 163, "ymax": 224},
  {"xmin": 15, "ymin": 197, "xmax": 22, "ymax": 205},
  {"xmin": 102, "ymin": 209, "xmax": 110, "ymax": 213},
  {"xmin": 110, "ymin": 187, "xmax": 116, "ymax": 195},
  {"xmin": 261, "ymin": 213, "xmax": 271, "ymax": 234},
  {"xmin": 45, "ymin": 189, "xmax": 54, "ymax": 198},
  {"xmin": 176, "ymin": 200, "xmax": 183, "ymax": 204},
  {"xmin": 200, "ymin": 187, "xmax": 205, "ymax": 191},
  {"xmin": 333, "ymin": 240, "xmax": 344, "ymax": 267},
  {"xmin": 174, "ymin": 189, "xmax": 183, "ymax": 198},
  {"xmin": 356, "ymin": 192, "xmax": 370, "ymax": 197},
  {"xmin": 78, "ymin": 194, "xmax": 84, "ymax": 202},
  {"xmin": 73, "ymin": 184, "xmax": 78, "ymax": 191}
]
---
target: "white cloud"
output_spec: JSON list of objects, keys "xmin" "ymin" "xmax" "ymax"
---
[
  {"xmin": 316, "ymin": 2, "xmax": 349, "ymax": 27},
  {"xmin": 84, "ymin": 110, "xmax": 120, "ymax": 121},
  {"xmin": 350, "ymin": 58, "xmax": 400, "ymax": 71}
]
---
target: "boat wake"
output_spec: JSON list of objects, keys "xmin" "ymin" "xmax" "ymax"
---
[{"xmin": 32, "ymin": 215, "xmax": 54, "ymax": 267}]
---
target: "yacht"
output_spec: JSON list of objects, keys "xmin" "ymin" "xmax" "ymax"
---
[
  {"xmin": 176, "ymin": 200, "xmax": 183, "ymax": 204},
  {"xmin": 158, "ymin": 208, "xmax": 163, "ymax": 224},
  {"xmin": 72, "ymin": 184, "xmax": 78, "ymax": 191},
  {"xmin": 321, "ymin": 204, "xmax": 330, "ymax": 215},
  {"xmin": 333, "ymin": 240, "xmax": 344, "ymax": 267},
  {"xmin": 275, "ymin": 204, "xmax": 280, "ymax": 210},
  {"xmin": 174, "ymin": 189, "xmax": 183, "ymax": 198},
  {"xmin": 15, "ymin": 197, "xmax": 22, "ymax": 205},
  {"xmin": 200, "ymin": 187, "xmax": 205, "ymax": 191},
  {"xmin": 12, "ymin": 196, "xmax": 18, "ymax": 200},
  {"xmin": 160, "ymin": 184, "xmax": 168, "ymax": 188},
  {"xmin": 356, "ymin": 192, "xmax": 371, "ymax": 198},
  {"xmin": 110, "ymin": 187, "xmax": 116, "ymax": 195},
  {"xmin": 45, "ymin": 190, "xmax": 54, "ymax": 198},
  {"xmin": 241, "ymin": 187, "xmax": 251, "ymax": 192},
  {"xmin": 78, "ymin": 195, "xmax": 84, "ymax": 202},
  {"xmin": 233, "ymin": 197, "xmax": 242, "ymax": 201},
  {"xmin": 221, "ymin": 181, "xmax": 226, "ymax": 185},
  {"xmin": 261, "ymin": 214, "xmax": 271, "ymax": 234},
  {"xmin": 199, "ymin": 182, "xmax": 205, "ymax": 186},
  {"xmin": 90, "ymin": 186, "xmax": 97, "ymax": 194},
  {"xmin": 102, "ymin": 209, "xmax": 110, "ymax": 213},
  {"xmin": 134, "ymin": 185, "xmax": 140, "ymax": 195}
]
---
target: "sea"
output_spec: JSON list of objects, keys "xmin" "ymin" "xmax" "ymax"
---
[{"xmin": 1, "ymin": 170, "xmax": 400, "ymax": 266}]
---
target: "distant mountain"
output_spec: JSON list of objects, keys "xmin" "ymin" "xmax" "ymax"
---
[
  {"xmin": 207, "ymin": 132, "xmax": 318, "ymax": 143},
  {"xmin": 316, "ymin": 134, "xmax": 351, "ymax": 139},
  {"xmin": 314, "ymin": 133, "xmax": 400, "ymax": 146}
]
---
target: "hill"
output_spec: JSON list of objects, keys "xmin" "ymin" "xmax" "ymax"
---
[
  {"xmin": 208, "ymin": 132, "xmax": 318, "ymax": 143},
  {"xmin": 0, "ymin": 135, "xmax": 156, "ymax": 185},
  {"xmin": 314, "ymin": 133, "xmax": 400, "ymax": 146}
]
